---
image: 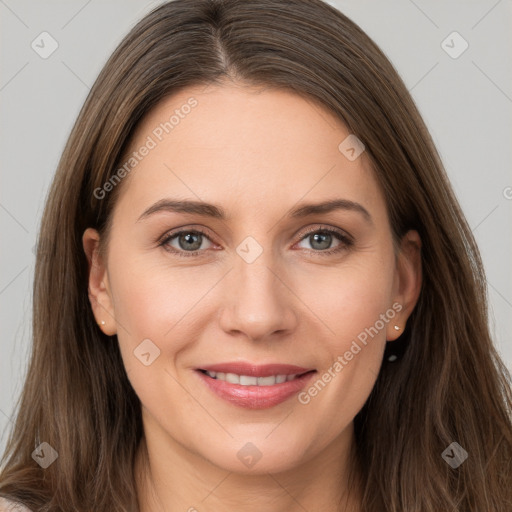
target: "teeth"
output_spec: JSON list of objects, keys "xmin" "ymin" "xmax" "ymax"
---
[
  {"xmin": 204, "ymin": 370, "xmax": 298, "ymax": 386},
  {"xmin": 240, "ymin": 375, "xmax": 258, "ymax": 385},
  {"xmin": 225, "ymin": 372, "xmax": 239, "ymax": 384},
  {"xmin": 257, "ymin": 376, "xmax": 276, "ymax": 386}
]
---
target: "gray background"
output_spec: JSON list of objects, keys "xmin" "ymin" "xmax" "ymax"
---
[{"xmin": 1, "ymin": 0, "xmax": 511, "ymax": 456}]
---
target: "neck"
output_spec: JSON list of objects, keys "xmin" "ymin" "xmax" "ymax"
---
[{"xmin": 135, "ymin": 415, "xmax": 362, "ymax": 512}]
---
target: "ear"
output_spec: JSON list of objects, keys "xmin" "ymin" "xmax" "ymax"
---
[
  {"xmin": 82, "ymin": 227, "xmax": 117, "ymax": 336},
  {"xmin": 386, "ymin": 229, "xmax": 422, "ymax": 341}
]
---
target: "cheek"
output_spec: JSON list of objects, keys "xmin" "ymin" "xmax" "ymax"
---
[
  {"xmin": 292, "ymin": 251, "xmax": 396, "ymax": 426},
  {"xmin": 107, "ymin": 246, "xmax": 223, "ymax": 368},
  {"xmin": 293, "ymin": 249, "xmax": 396, "ymax": 349}
]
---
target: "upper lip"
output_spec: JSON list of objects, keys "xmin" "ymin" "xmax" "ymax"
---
[{"xmin": 198, "ymin": 362, "xmax": 315, "ymax": 378}]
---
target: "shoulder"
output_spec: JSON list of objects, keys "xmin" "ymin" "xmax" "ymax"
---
[{"xmin": 0, "ymin": 497, "xmax": 32, "ymax": 512}]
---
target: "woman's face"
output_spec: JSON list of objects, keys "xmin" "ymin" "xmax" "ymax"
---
[{"xmin": 84, "ymin": 82, "xmax": 421, "ymax": 475}]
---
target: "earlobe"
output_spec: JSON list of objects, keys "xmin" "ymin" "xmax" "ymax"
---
[
  {"xmin": 387, "ymin": 229, "xmax": 422, "ymax": 341},
  {"xmin": 82, "ymin": 228, "xmax": 117, "ymax": 336}
]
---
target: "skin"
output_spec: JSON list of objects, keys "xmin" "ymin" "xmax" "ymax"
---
[{"xmin": 83, "ymin": 81, "xmax": 422, "ymax": 512}]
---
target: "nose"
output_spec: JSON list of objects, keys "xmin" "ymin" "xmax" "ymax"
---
[{"xmin": 217, "ymin": 249, "xmax": 298, "ymax": 342}]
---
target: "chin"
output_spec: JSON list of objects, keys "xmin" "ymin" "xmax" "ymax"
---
[{"xmin": 196, "ymin": 433, "xmax": 314, "ymax": 475}]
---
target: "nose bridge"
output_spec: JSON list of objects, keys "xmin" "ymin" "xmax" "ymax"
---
[{"xmin": 218, "ymin": 238, "xmax": 296, "ymax": 340}]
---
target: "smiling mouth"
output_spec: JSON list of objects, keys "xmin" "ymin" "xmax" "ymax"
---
[
  {"xmin": 198, "ymin": 369, "xmax": 315, "ymax": 386},
  {"xmin": 196, "ymin": 365, "xmax": 317, "ymax": 409}
]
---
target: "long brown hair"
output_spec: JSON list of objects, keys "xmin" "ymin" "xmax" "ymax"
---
[{"xmin": 1, "ymin": 0, "xmax": 511, "ymax": 510}]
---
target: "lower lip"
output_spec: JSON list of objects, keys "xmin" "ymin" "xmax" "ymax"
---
[{"xmin": 196, "ymin": 370, "xmax": 316, "ymax": 409}]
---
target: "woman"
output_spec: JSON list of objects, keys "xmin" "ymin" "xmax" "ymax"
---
[{"xmin": 1, "ymin": 0, "xmax": 511, "ymax": 510}]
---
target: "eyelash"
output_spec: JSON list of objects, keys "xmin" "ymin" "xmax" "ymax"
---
[{"xmin": 158, "ymin": 225, "xmax": 353, "ymax": 259}]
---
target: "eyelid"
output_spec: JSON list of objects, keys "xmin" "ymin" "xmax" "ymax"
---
[
  {"xmin": 294, "ymin": 224, "xmax": 354, "ymax": 244},
  {"xmin": 157, "ymin": 224, "xmax": 216, "ymax": 244}
]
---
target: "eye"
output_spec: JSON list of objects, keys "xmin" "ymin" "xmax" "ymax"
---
[
  {"xmin": 159, "ymin": 228, "xmax": 215, "ymax": 258},
  {"xmin": 295, "ymin": 226, "xmax": 353, "ymax": 256}
]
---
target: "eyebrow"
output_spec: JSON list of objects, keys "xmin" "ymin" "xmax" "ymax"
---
[{"xmin": 137, "ymin": 198, "xmax": 372, "ymax": 224}]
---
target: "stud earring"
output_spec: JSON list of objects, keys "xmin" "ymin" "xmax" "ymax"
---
[
  {"xmin": 100, "ymin": 320, "xmax": 106, "ymax": 326},
  {"xmin": 385, "ymin": 325, "xmax": 407, "ymax": 362}
]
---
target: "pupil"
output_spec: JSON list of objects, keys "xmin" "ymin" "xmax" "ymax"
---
[
  {"xmin": 312, "ymin": 232, "xmax": 331, "ymax": 250},
  {"xmin": 180, "ymin": 232, "xmax": 201, "ymax": 251}
]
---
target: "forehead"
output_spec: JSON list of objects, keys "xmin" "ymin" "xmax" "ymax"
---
[{"xmin": 113, "ymin": 83, "xmax": 384, "ymax": 222}]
